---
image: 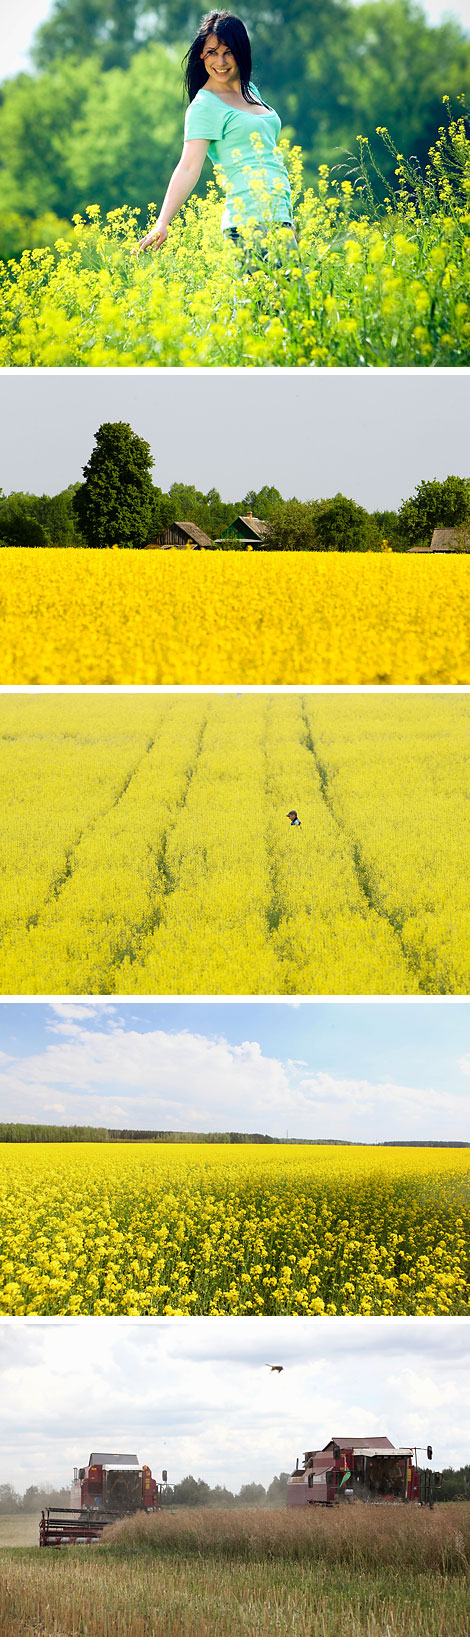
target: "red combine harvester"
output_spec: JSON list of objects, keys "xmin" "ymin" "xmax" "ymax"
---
[
  {"xmin": 287, "ymin": 1436, "xmax": 438, "ymax": 1508},
  {"xmin": 40, "ymin": 1452, "xmax": 161, "ymax": 1546}
]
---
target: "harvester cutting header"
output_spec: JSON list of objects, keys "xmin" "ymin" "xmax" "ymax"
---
[
  {"xmin": 287, "ymin": 1436, "xmax": 438, "ymax": 1507},
  {"xmin": 40, "ymin": 1452, "xmax": 162, "ymax": 1546}
]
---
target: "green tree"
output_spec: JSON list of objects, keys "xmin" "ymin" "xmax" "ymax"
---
[
  {"xmin": 241, "ymin": 486, "xmax": 284, "ymax": 520},
  {"xmin": 398, "ymin": 475, "xmax": 470, "ymax": 545},
  {"xmin": 73, "ymin": 421, "xmax": 154, "ymax": 548},
  {"xmin": 265, "ymin": 498, "xmax": 320, "ymax": 551},
  {"xmin": 371, "ymin": 508, "xmax": 403, "ymax": 549},
  {"xmin": 313, "ymin": 494, "xmax": 379, "ymax": 551},
  {"xmin": 172, "ymin": 1475, "xmax": 211, "ymax": 1507},
  {"xmin": 0, "ymin": 59, "xmax": 100, "ymax": 218},
  {"xmin": 33, "ymin": 0, "xmax": 156, "ymax": 71},
  {"xmin": 238, "ymin": 1483, "xmax": 266, "ymax": 1504},
  {"xmin": 266, "ymin": 1473, "xmax": 290, "ymax": 1505},
  {"xmin": 0, "ymin": 48, "xmax": 182, "ymax": 223},
  {"xmin": 436, "ymin": 1465, "xmax": 470, "ymax": 1501},
  {"xmin": 0, "ymin": 487, "xmax": 82, "ymax": 547},
  {"xmin": 345, "ymin": 1, "xmax": 470, "ymax": 186}
]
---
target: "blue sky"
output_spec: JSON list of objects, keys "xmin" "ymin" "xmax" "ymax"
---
[
  {"xmin": 0, "ymin": 1317, "xmax": 467, "ymax": 1488},
  {"xmin": 1, "ymin": 1001, "xmax": 469, "ymax": 1140}
]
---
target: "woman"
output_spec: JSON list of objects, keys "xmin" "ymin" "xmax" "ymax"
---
[{"xmin": 136, "ymin": 11, "xmax": 295, "ymax": 257}]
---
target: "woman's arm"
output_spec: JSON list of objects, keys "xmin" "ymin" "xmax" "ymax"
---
[{"xmin": 135, "ymin": 139, "xmax": 210, "ymax": 253}]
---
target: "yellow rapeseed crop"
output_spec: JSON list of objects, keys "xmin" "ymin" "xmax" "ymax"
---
[
  {"xmin": 1, "ymin": 112, "xmax": 470, "ymax": 367},
  {"xmin": 0, "ymin": 1143, "xmax": 468, "ymax": 1316},
  {"xmin": 0, "ymin": 693, "xmax": 469, "ymax": 995},
  {"xmin": 0, "ymin": 548, "xmax": 470, "ymax": 684}
]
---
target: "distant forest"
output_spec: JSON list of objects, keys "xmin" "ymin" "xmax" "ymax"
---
[
  {"xmin": 0, "ymin": 1125, "xmax": 467, "ymax": 1147},
  {"xmin": 1, "ymin": 470, "xmax": 470, "ymax": 552}
]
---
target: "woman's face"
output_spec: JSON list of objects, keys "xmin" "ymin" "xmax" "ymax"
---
[{"xmin": 201, "ymin": 33, "xmax": 240, "ymax": 88}]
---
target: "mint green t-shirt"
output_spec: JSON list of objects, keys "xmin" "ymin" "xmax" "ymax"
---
[{"xmin": 184, "ymin": 81, "xmax": 293, "ymax": 231}]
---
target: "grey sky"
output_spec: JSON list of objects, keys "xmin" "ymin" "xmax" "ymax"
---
[
  {"xmin": 1, "ymin": 373, "xmax": 469, "ymax": 509},
  {"xmin": 0, "ymin": 1317, "xmax": 467, "ymax": 1491},
  {"xmin": 3, "ymin": 0, "xmax": 469, "ymax": 79}
]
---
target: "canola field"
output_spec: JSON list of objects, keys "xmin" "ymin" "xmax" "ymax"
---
[
  {"xmin": 1, "ymin": 548, "xmax": 470, "ymax": 685},
  {"xmin": 0, "ymin": 1142, "xmax": 468, "ymax": 1317},
  {"xmin": 0, "ymin": 692, "xmax": 469, "ymax": 996},
  {"xmin": 1, "ymin": 112, "xmax": 470, "ymax": 369}
]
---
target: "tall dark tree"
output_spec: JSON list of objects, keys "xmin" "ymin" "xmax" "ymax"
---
[{"xmin": 73, "ymin": 421, "xmax": 154, "ymax": 547}]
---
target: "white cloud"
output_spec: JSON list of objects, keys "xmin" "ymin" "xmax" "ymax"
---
[
  {"xmin": 0, "ymin": 1015, "xmax": 468, "ymax": 1139},
  {"xmin": 0, "ymin": 1318, "xmax": 467, "ymax": 1493}
]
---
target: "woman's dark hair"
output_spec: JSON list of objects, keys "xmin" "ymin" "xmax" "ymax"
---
[{"xmin": 183, "ymin": 12, "xmax": 266, "ymax": 105}]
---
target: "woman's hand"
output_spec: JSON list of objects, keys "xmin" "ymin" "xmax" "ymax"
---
[
  {"xmin": 131, "ymin": 142, "xmax": 208, "ymax": 257},
  {"xmin": 133, "ymin": 221, "xmax": 168, "ymax": 256}
]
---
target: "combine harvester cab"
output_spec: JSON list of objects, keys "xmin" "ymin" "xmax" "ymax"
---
[
  {"xmin": 287, "ymin": 1436, "xmax": 437, "ymax": 1508},
  {"xmin": 40, "ymin": 1452, "xmax": 159, "ymax": 1546}
]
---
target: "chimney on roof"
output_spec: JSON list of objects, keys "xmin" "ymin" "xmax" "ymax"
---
[{"xmin": 247, "ymin": 511, "xmax": 252, "ymax": 518}]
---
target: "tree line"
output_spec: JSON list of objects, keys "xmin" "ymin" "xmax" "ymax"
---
[
  {"xmin": 1, "ymin": 0, "xmax": 469, "ymax": 259},
  {"xmin": 2, "ymin": 420, "xmax": 470, "ymax": 551},
  {"xmin": 1, "ymin": 1467, "xmax": 468, "ymax": 1513},
  {"xmin": 0, "ymin": 1125, "xmax": 467, "ymax": 1146}
]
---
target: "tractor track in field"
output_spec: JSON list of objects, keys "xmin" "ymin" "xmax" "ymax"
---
[
  {"xmin": 23, "ymin": 733, "xmax": 159, "ymax": 936},
  {"xmin": 100, "ymin": 711, "xmax": 210, "ymax": 988},
  {"xmin": 262, "ymin": 709, "xmax": 287, "ymax": 948},
  {"xmin": 299, "ymin": 699, "xmax": 432, "ymax": 994}
]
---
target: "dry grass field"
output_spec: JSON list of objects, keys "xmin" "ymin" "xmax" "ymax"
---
[
  {"xmin": 0, "ymin": 1514, "xmax": 40, "ymax": 1547},
  {"xmin": 0, "ymin": 1506, "xmax": 468, "ymax": 1635}
]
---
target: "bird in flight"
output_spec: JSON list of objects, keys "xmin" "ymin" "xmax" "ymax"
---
[{"xmin": 266, "ymin": 1364, "xmax": 284, "ymax": 1373}]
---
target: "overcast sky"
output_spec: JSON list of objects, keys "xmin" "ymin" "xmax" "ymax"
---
[
  {"xmin": 0, "ymin": 1316, "xmax": 467, "ymax": 1490},
  {"xmin": 3, "ymin": 0, "xmax": 469, "ymax": 79},
  {"xmin": 1, "ymin": 374, "xmax": 470, "ymax": 510},
  {"xmin": 1, "ymin": 999, "xmax": 469, "ymax": 1140}
]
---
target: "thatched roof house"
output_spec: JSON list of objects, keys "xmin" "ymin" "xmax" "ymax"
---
[
  {"xmin": 146, "ymin": 521, "xmax": 213, "ymax": 550},
  {"xmin": 408, "ymin": 527, "xmax": 465, "ymax": 553}
]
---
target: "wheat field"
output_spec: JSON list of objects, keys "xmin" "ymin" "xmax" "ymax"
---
[{"xmin": 1, "ymin": 1506, "xmax": 469, "ymax": 1635}]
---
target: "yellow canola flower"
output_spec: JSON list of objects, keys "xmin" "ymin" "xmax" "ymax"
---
[
  {"xmin": 0, "ymin": 692, "xmax": 469, "ymax": 996},
  {"xmin": 0, "ymin": 549, "xmax": 469, "ymax": 685},
  {"xmin": 0, "ymin": 1143, "xmax": 467, "ymax": 1318}
]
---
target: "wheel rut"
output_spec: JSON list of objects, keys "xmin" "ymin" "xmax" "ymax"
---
[
  {"xmin": 106, "ymin": 711, "xmax": 210, "ymax": 981},
  {"xmin": 299, "ymin": 699, "xmax": 431, "ymax": 992},
  {"xmin": 23, "ymin": 734, "xmax": 158, "ymax": 936}
]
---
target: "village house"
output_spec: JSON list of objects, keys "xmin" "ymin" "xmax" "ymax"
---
[
  {"xmin": 214, "ymin": 513, "xmax": 270, "ymax": 547},
  {"xmin": 408, "ymin": 527, "xmax": 467, "ymax": 553},
  {"xmin": 145, "ymin": 521, "xmax": 213, "ymax": 550}
]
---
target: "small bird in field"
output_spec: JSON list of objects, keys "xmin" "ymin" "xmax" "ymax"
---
[{"xmin": 287, "ymin": 810, "xmax": 301, "ymax": 826}]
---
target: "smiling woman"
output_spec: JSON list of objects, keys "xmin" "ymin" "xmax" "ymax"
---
[{"xmin": 136, "ymin": 9, "xmax": 297, "ymax": 258}]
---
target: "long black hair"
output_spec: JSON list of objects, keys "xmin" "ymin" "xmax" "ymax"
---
[{"xmin": 183, "ymin": 12, "xmax": 265, "ymax": 105}]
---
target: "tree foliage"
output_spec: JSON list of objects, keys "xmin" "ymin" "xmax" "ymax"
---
[
  {"xmin": 398, "ymin": 475, "xmax": 470, "ymax": 544},
  {"xmin": 0, "ymin": 487, "xmax": 82, "ymax": 548},
  {"xmin": 73, "ymin": 421, "xmax": 154, "ymax": 548},
  {"xmin": 313, "ymin": 494, "xmax": 379, "ymax": 552},
  {"xmin": 3, "ymin": 466, "xmax": 469, "ymax": 551}
]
